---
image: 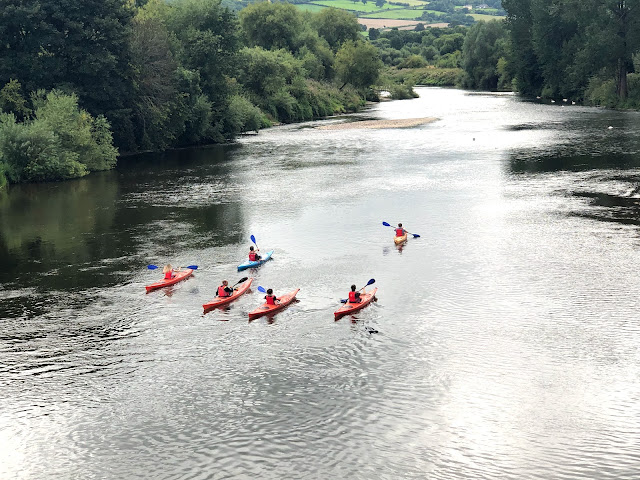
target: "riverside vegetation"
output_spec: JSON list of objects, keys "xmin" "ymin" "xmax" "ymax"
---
[{"xmin": 1, "ymin": 0, "xmax": 639, "ymax": 187}]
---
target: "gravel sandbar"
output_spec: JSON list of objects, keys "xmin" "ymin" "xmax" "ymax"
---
[{"xmin": 317, "ymin": 117, "xmax": 437, "ymax": 130}]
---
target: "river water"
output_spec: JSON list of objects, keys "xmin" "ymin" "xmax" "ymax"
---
[{"xmin": 2, "ymin": 87, "xmax": 640, "ymax": 479}]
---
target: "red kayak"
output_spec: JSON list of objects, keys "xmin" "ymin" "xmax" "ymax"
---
[
  {"xmin": 334, "ymin": 288, "xmax": 378, "ymax": 320},
  {"xmin": 248, "ymin": 288, "xmax": 300, "ymax": 320},
  {"xmin": 145, "ymin": 269, "xmax": 193, "ymax": 293},
  {"xmin": 203, "ymin": 278, "xmax": 253, "ymax": 313}
]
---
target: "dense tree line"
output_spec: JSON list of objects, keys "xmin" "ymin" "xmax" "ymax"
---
[
  {"xmin": 0, "ymin": 0, "xmax": 381, "ymax": 186},
  {"xmin": 503, "ymin": 0, "xmax": 640, "ymax": 105}
]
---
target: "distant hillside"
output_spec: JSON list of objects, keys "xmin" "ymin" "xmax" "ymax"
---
[{"xmin": 222, "ymin": 0, "xmax": 505, "ymax": 31}]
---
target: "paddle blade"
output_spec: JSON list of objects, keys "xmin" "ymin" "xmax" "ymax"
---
[
  {"xmin": 250, "ymin": 235, "xmax": 256, "ymax": 245},
  {"xmin": 147, "ymin": 265, "xmax": 159, "ymax": 270},
  {"xmin": 340, "ymin": 299, "xmax": 348, "ymax": 303},
  {"xmin": 382, "ymin": 221, "xmax": 391, "ymax": 227},
  {"xmin": 411, "ymin": 234, "xmax": 420, "ymax": 238},
  {"xmin": 366, "ymin": 278, "xmax": 376, "ymax": 286},
  {"xmin": 237, "ymin": 277, "xmax": 248, "ymax": 284},
  {"xmin": 186, "ymin": 265, "xmax": 198, "ymax": 270},
  {"xmin": 257, "ymin": 286, "xmax": 266, "ymax": 293}
]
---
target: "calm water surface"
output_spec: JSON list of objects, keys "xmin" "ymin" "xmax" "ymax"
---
[{"xmin": 2, "ymin": 88, "xmax": 640, "ymax": 479}]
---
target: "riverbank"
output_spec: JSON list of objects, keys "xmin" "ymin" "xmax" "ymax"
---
[{"xmin": 316, "ymin": 116, "xmax": 437, "ymax": 130}]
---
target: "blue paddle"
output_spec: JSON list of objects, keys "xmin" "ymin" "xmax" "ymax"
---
[
  {"xmin": 382, "ymin": 221, "xmax": 420, "ymax": 238},
  {"xmin": 340, "ymin": 278, "xmax": 376, "ymax": 302},
  {"xmin": 250, "ymin": 235, "xmax": 259, "ymax": 250},
  {"xmin": 147, "ymin": 264, "xmax": 198, "ymax": 270},
  {"xmin": 257, "ymin": 286, "xmax": 266, "ymax": 293}
]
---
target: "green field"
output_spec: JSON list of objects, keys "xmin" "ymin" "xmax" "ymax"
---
[
  {"xmin": 362, "ymin": 8, "xmax": 426, "ymax": 19},
  {"xmin": 295, "ymin": 3, "xmax": 329, "ymax": 12},
  {"xmin": 387, "ymin": 0, "xmax": 430, "ymax": 6},
  {"xmin": 309, "ymin": 0, "xmax": 389, "ymax": 13},
  {"xmin": 469, "ymin": 13, "xmax": 505, "ymax": 21}
]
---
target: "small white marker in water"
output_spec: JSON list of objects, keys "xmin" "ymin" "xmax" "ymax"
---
[
  {"xmin": 563, "ymin": 98, "xmax": 568, "ymax": 102},
  {"xmin": 572, "ymin": 101, "xmax": 576, "ymax": 105},
  {"xmin": 608, "ymin": 126, "xmax": 613, "ymax": 129}
]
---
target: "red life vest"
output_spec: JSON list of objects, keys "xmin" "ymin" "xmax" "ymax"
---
[
  {"xmin": 218, "ymin": 286, "xmax": 230, "ymax": 297},
  {"xmin": 349, "ymin": 291, "xmax": 358, "ymax": 302},
  {"xmin": 266, "ymin": 295, "xmax": 276, "ymax": 305},
  {"xmin": 249, "ymin": 252, "xmax": 257, "ymax": 261},
  {"xmin": 164, "ymin": 270, "xmax": 173, "ymax": 280},
  {"xmin": 395, "ymin": 228, "xmax": 404, "ymax": 236}
]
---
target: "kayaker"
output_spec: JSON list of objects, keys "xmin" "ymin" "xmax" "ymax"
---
[
  {"xmin": 217, "ymin": 280, "xmax": 233, "ymax": 298},
  {"xmin": 249, "ymin": 246, "xmax": 262, "ymax": 262},
  {"xmin": 265, "ymin": 288, "xmax": 279, "ymax": 305},
  {"xmin": 163, "ymin": 264, "xmax": 175, "ymax": 280},
  {"xmin": 348, "ymin": 285, "xmax": 362, "ymax": 303},
  {"xmin": 395, "ymin": 223, "xmax": 407, "ymax": 237}
]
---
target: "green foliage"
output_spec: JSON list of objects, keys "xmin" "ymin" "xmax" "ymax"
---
[
  {"xmin": 388, "ymin": 66, "xmax": 462, "ymax": 86},
  {"xmin": 503, "ymin": 0, "xmax": 640, "ymax": 101},
  {"xmin": 461, "ymin": 20, "xmax": 511, "ymax": 90},
  {"xmin": 240, "ymin": 2, "xmax": 303, "ymax": 51},
  {"xmin": 0, "ymin": 0, "xmax": 136, "ymax": 147},
  {"xmin": 335, "ymin": 40, "xmax": 383, "ymax": 89},
  {"xmin": 0, "ymin": 80, "xmax": 30, "ymax": 120},
  {"xmin": 398, "ymin": 55, "xmax": 428, "ymax": 69},
  {"xmin": 0, "ymin": 91, "xmax": 118, "ymax": 185},
  {"xmin": 225, "ymin": 95, "xmax": 270, "ymax": 134},
  {"xmin": 436, "ymin": 51, "xmax": 461, "ymax": 68},
  {"xmin": 387, "ymin": 84, "xmax": 419, "ymax": 99},
  {"xmin": 313, "ymin": 8, "xmax": 361, "ymax": 50}
]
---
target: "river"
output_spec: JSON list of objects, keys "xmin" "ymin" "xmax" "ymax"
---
[{"xmin": 1, "ymin": 87, "xmax": 640, "ymax": 479}]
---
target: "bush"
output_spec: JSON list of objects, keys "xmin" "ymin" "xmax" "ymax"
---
[
  {"xmin": 0, "ymin": 90, "xmax": 119, "ymax": 184},
  {"xmin": 225, "ymin": 95, "xmax": 269, "ymax": 134},
  {"xmin": 388, "ymin": 84, "xmax": 419, "ymax": 99},
  {"xmin": 398, "ymin": 55, "xmax": 428, "ymax": 69}
]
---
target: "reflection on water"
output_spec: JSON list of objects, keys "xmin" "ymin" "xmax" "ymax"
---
[{"xmin": 2, "ymin": 88, "xmax": 640, "ymax": 479}]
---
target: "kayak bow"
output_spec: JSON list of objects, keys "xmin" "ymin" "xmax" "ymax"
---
[{"xmin": 394, "ymin": 234, "xmax": 408, "ymax": 245}]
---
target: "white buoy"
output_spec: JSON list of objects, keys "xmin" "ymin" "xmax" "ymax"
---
[
  {"xmin": 572, "ymin": 101, "xmax": 576, "ymax": 105},
  {"xmin": 608, "ymin": 126, "xmax": 613, "ymax": 129},
  {"xmin": 563, "ymin": 98, "xmax": 568, "ymax": 102},
  {"xmin": 551, "ymin": 99, "xmax": 555, "ymax": 103}
]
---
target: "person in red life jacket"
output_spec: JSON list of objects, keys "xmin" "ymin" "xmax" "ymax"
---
[
  {"xmin": 163, "ymin": 264, "xmax": 176, "ymax": 280},
  {"xmin": 265, "ymin": 288, "xmax": 279, "ymax": 305},
  {"xmin": 395, "ymin": 223, "xmax": 407, "ymax": 237},
  {"xmin": 348, "ymin": 284, "xmax": 362, "ymax": 303},
  {"xmin": 249, "ymin": 246, "xmax": 262, "ymax": 262},
  {"xmin": 217, "ymin": 280, "xmax": 233, "ymax": 298}
]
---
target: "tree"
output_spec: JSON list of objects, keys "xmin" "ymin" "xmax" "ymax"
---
[
  {"xmin": 461, "ymin": 20, "xmax": 510, "ymax": 90},
  {"xmin": 163, "ymin": 0, "xmax": 240, "ymax": 142},
  {"xmin": 335, "ymin": 40, "xmax": 383, "ymax": 89},
  {"xmin": 239, "ymin": 2, "xmax": 303, "ymax": 52},
  {"xmin": 369, "ymin": 28, "xmax": 381, "ymax": 40},
  {"xmin": 375, "ymin": 0, "xmax": 386, "ymax": 7},
  {"xmin": 0, "ymin": 0, "xmax": 136, "ymax": 148},
  {"xmin": 0, "ymin": 90, "xmax": 118, "ymax": 184},
  {"xmin": 502, "ymin": 0, "xmax": 544, "ymax": 95},
  {"xmin": 129, "ymin": 14, "xmax": 180, "ymax": 150},
  {"xmin": 0, "ymin": 80, "xmax": 30, "ymax": 120},
  {"xmin": 313, "ymin": 9, "xmax": 361, "ymax": 50}
]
